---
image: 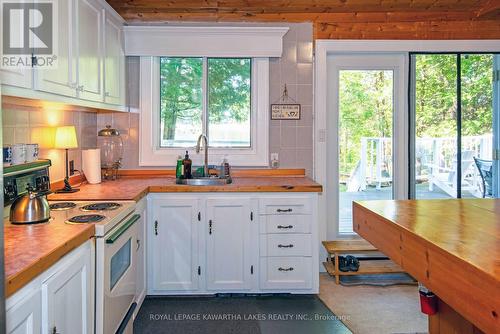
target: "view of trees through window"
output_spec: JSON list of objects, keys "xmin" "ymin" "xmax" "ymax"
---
[{"xmin": 159, "ymin": 57, "xmax": 251, "ymax": 148}]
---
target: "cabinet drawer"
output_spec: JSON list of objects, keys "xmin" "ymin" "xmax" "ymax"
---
[
  {"xmin": 260, "ymin": 257, "xmax": 312, "ymax": 290},
  {"xmin": 260, "ymin": 215, "xmax": 311, "ymax": 234},
  {"xmin": 259, "ymin": 197, "xmax": 311, "ymax": 215},
  {"xmin": 260, "ymin": 234, "xmax": 312, "ymax": 257}
]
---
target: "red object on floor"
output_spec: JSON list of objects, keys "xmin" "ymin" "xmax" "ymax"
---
[{"xmin": 419, "ymin": 290, "xmax": 438, "ymax": 315}]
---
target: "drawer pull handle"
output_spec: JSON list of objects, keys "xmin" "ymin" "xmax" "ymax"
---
[
  {"xmin": 277, "ymin": 225, "xmax": 293, "ymax": 229},
  {"xmin": 278, "ymin": 267, "xmax": 294, "ymax": 272},
  {"xmin": 277, "ymin": 208, "xmax": 293, "ymax": 213},
  {"xmin": 278, "ymin": 244, "xmax": 294, "ymax": 248}
]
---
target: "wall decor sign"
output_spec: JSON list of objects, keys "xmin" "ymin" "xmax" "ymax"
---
[
  {"xmin": 271, "ymin": 84, "xmax": 301, "ymax": 120},
  {"xmin": 271, "ymin": 104, "xmax": 301, "ymax": 120}
]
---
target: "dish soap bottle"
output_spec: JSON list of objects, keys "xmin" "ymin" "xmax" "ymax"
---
[
  {"xmin": 182, "ymin": 151, "xmax": 192, "ymax": 179},
  {"xmin": 176, "ymin": 155, "xmax": 183, "ymax": 179}
]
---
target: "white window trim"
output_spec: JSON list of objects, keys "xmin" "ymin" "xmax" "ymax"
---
[{"xmin": 139, "ymin": 56, "xmax": 269, "ymax": 167}]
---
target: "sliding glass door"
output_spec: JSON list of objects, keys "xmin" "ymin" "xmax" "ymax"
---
[{"xmin": 411, "ymin": 53, "xmax": 500, "ymax": 199}]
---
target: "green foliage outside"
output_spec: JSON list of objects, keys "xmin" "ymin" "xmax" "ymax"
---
[
  {"xmin": 339, "ymin": 54, "xmax": 494, "ymax": 178},
  {"xmin": 160, "ymin": 57, "xmax": 251, "ymax": 146}
]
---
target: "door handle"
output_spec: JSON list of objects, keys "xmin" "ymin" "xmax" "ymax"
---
[
  {"xmin": 154, "ymin": 220, "xmax": 158, "ymax": 235},
  {"xmin": 278, "ymin": 267, "xmax": 294, "ymax": 272},
  {"xmin": 209, "ymin": 220, "xmax": 213, "ymax": 235},
  {"xmin": 277, "ymin": 208, "xmax": 293, "ymax": 213},
  {"xmin": 277, "ymin": 225, "xmax": 293, "ymax": 229},
  {"xmin": 136, "ymin": 239, "xmax": 141, "ymax": 251},
  {"xmin": 278, "ymin": 244, "xmax": 294, "ymax": 248},
  {"xmin": 106, "ymin": 214, "xmax": 140, "ymax": 244}
]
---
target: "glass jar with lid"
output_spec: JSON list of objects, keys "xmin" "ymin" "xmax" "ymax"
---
[{"xmin": 98, "ymin": 125, "xmax": 123, "ymax": 180}]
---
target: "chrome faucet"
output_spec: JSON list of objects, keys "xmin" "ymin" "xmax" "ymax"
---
[{"xmin": 196, "ymin": 134, "xmax": 209, "ymax": 177}]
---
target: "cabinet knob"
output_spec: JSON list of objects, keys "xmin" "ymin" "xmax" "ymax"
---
[
  {"xmin": 52, "ymin": 326, "xmax": 59, "ymax": 334},
  {"xmin": 278, "ymin": 244, "xmax": 294, "ymax": 248},
  {"xmin": 136, "ymin": 239, "xmax": 141, "ymax": 251},
  {"xmin": 154, "ymin": 220, "xmax": 158, "ymax": 235},
  {"xmin": 209, "ymin": 220, "xmax": 213, "ymax": 235},
  {"xmin": 78, "ymin": 85, "xmax": 84, "ymax": 92}
]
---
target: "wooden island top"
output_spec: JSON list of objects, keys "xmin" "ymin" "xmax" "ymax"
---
[{"xmin": 353, "ymin": 199, "xmax": 500, "ymax": 334}]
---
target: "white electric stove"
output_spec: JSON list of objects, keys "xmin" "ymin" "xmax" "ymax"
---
[{"xmin": 49, "ymin": 200, "xmax": 139, "ymax": 334}]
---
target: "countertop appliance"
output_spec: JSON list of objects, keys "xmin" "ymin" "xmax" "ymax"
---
[
  {"xmin": 48, "ymin": 200, "xmax": 138, "ymax": 334},
  {"xmin": 3, "ymin": 160, "xmax": 52, "ymax": 223},
  {"xmin": 3, "ymin": 159, "xmax": 51, "ymax": 207},
  {"xmin": 9, "ymin": 187, "xmax": 51, "ymax": 224}
]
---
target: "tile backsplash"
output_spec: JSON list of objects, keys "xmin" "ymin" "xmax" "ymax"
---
[
  {"xmin": 2, "ymin": 104, "xmax": 97, "ymax": 182},
  {"xmin": 98, "ymin": 23, "xmax": 314, "ymax": 177}
]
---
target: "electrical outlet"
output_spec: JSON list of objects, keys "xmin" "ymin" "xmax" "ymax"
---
[
  {"xmin": 69, "ymin": 160, "xmax": 75, "ymax": 175},
  {"xmin": 270, "ymin": 153, "xmax": 279, "ymax": 169}
]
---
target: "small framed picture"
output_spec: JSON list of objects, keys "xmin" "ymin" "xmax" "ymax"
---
[{"xmin": 271, "ymin": 104, "xmax": 301, "ymax": 120}]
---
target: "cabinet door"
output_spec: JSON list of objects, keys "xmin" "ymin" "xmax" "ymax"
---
[
  {"xmin": 34, "ymin": 0, "xmax": 77, "ymax": 97},
  {"xmin": 0, "ymin": 68, "xmax": 32, "ymax": 89},
  {"xmin": 150, "ymin": 198, "xmax": 200, "ymax": 292},
  {"xmin": 206, "ymin": 198, "xmax": 253, "ymax": 291},
  {"xmin": 103, "ymin": 12, "xmax": 125, "ymax": 105},
  {"xmin": 76, "ymin": 0, "xmax": 104, "ymax": 102},
  {"xmin": 6, "ymin": 289, "xmax": 41, "ymax": 334},
  {"xmin": 42, "ymin": 246, "xmax": 91, "ymax": 334}
]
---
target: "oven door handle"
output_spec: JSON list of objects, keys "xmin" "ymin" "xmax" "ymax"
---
[{"xmin": 106, "ymin": 214, "xmax": 140, "ymax": 244}]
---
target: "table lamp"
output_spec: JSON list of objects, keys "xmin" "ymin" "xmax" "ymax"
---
[{"xmin": 54, "ymin": 126, "xmax": 80, "ymax": 193}]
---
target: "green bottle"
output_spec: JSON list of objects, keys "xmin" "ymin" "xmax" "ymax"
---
[{"xmin": 176, "ymin": 155, "xmax": 183, "ymax": 179}]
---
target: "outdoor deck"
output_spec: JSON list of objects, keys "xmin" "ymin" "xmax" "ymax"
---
[{"xmin": 339, "ymin": 182, "xmax": 477, "ymax": 234}]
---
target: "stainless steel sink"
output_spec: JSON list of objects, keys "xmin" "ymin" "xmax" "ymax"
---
[{"xmin": 176, "ymin": 177, "xmax": 232, "ymax": 186}]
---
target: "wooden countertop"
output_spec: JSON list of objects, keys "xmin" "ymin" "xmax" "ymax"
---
[
  {"xmin": 4, "ymin": 219, "xmax": 94, "ymax": 298},
  {"xmin": 6, "ymin": 171, "xmax": 321, "ymax": 297},
  {"xmin": 48, "ymin": 175, "xmax": 323, "ymax": 202},
  {"xmin": 353, "ymin": 199, "xmax": 500, "ymax": 333}
]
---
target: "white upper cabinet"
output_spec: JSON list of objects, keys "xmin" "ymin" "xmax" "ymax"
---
[
  {"xmin": 103, "ymin": 12, "xmax": 125, "ymax": 105},
  {"xmin": 149, "ymin": 198, "xmax": 201, "ymax": 293},
  {"xmin": 0, "ymin": 67, "xmax": 32, "ymax": 89},
  {"xmin": 76, "ymin": 0, "xmax": 104, "ymax": 102},
  {"xmin": 4, "ymin": 0, "xmax": 125, "ymax": 109},
  {"xmin": 34, "ymin": 0, "xmax": 77, "ymax": 97},
  {"xmin": 206, "ymin": 198, "xmax": 254, "ymax": 291}
]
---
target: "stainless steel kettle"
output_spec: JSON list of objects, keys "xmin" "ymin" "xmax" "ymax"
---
[{"xmin": 10, "ymin": 187, "xmax": 51, "ymax": 224}]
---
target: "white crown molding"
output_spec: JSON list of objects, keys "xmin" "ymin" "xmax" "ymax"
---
[{"xmin": 124, "ymin": 25, "xmax": 289, "ymax": 57}]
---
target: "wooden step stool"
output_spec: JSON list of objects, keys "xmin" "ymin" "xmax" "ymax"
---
[{"xmin": 322, "ymin": 240, "xmax": 405, "ymax": 284}]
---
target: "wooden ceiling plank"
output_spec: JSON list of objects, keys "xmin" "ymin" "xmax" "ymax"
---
[{"xmin": 475, "ymin": 0, "xmax": 500, "ymax": 17}]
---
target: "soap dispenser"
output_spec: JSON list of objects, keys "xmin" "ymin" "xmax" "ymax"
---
[{"xmin": 182, "ymin": 151, "xmax": 192, "ymax": 179}]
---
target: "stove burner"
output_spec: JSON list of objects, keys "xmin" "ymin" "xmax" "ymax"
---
[
  {"xmin": 81, "ymin": 202, "xmax": 122, "ymax": 211},
  {"xmin": 49, "ymin": 202, "xmax": 77, "ymax": 211},
  {"xmin": 66, "ymin": 214, "xmax": 106, "ymax": 224}
]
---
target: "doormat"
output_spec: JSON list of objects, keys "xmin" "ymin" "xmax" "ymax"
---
[{"xmin": 340, "ymin": 273, "xmax": 417, "ymax": 287}]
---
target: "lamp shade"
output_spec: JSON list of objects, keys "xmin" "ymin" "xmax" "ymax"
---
[{"xmin": 54, "ymin": 126, "xmax": 78, "ymax": 149}]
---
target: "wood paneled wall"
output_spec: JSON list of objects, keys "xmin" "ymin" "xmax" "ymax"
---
[{"xmin": 107, "ymin": 1, "xmax": 500, "ymax": 39}]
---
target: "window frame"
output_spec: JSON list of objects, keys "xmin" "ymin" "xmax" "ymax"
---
[{"xmin": 139, "ymin": 56, "xmax": 269, "ymax": 167}]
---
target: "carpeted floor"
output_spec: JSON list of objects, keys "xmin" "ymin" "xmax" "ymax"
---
[
  {"xmin": 134, "ymin": 294, "xmax": 352, "ymax": 334},
  {"xmin": 319, "ymin": 273, "xmax": 428, "ymax": 334}
]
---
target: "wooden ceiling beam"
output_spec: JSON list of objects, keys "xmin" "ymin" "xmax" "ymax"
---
[
  {"xmin": 107, "ymin": 0, "xmax": 485, "ymax": 14},
  {"xmin": 119, "ymin": 10, "xmax": 476, "ymax": 23}
]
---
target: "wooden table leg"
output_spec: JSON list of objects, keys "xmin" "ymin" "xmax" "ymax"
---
[{"xmin": 334, "ymin": 252, "xmax": 340, "ymax": 284}]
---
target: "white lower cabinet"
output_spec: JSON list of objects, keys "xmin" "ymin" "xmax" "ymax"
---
[
  {"xmin": 206, "ymin": 198, "xmax": 254, "ymax": 291},
  {"xmin": 148, "ymin": 193, "xmax": 318, "ymax": 295},
  {"xmin": 43, "ymin": 248, "xmax": 92, "ymax": 334},
  {"xmin": 149, "ymin": 197, "xmax": 201, "ymax": 293},
  {"xmin": 6, "ymin": 241, "xmax": 93, "ymax": 334},
  {"xmin": 6, "ymin": 289, "xmax": 41, "ymax": 334}
]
